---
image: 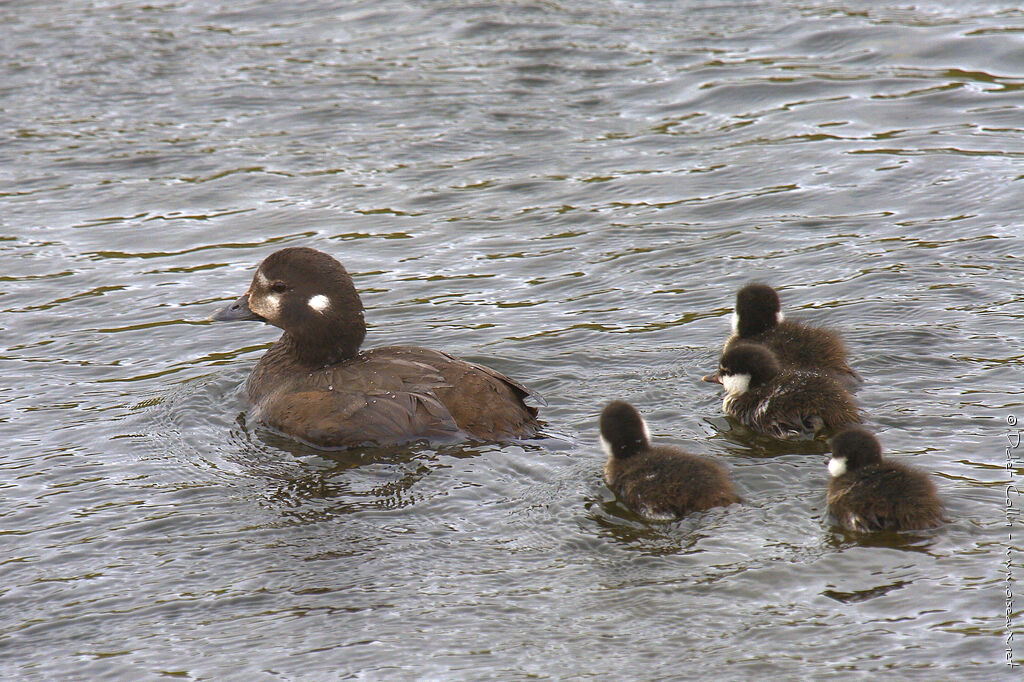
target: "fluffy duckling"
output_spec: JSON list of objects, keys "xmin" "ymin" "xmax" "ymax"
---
[
  {"xmin": 826, "ymin": 427, "xmax": 943, "ymax": 532},
  {"xmin": 725, "ymin": 283, "xmax": 859, "ymax": 388},
  {"xmin": 600, "ymin": 400, "xmax": 740, "ymax": 520},
  {"xmin": 703, "ymin": 342, "xmax": 861, "ymax": 438}
]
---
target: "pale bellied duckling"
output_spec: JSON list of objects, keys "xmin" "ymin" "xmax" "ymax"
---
[{"xmin": 600, "ymin": 400, "xmax": 740, "ymax": 520}]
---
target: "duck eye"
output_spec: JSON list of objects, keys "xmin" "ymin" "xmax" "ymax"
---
[{"xmin": 270, "ymin": 281, "xmax": 287, "ymax": 294}]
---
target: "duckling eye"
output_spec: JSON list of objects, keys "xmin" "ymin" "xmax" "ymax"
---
[{"xmin": 270, "ymin": 281, "xmax": 287, "ymax": 294}]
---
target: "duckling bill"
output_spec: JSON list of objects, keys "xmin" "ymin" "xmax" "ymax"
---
[
  {"xmin": 600, "ymin": 400, "xmax": 740, "ymax": 520},
  {"xmin": 209, "ymin": 247, "xmax": 541, "ymax": 448}
]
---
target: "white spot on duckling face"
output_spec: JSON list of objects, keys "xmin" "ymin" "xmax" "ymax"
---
[
  {"xmin": 730, "ymin": 311, "xmax": 740, "ymax": 335},
  {"xmin": 828, "ymin": 456, "xmax": 847, "ymax": 478},
  {"xmin": 601, "ymin": 412, "xmax": 650, "ymax": 459},
  {"xmin": 308, "ymin": 294, "xmax": 330, "ymax": 313},
  {"xmin": 721, "ymin": 373, "xmax": 750, "ymax": 396},
  {"xmin": 776, "ymin": 311, "xmax": 785, "ymax": 324},
  {"xmin": 640, "ymin": 414, "xmax": 651, "ymax": 443}
]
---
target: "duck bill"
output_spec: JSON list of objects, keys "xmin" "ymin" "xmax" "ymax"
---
[
  {"xmin": 209, "ymin": 293, "xmax": 265, "ymax": 322},
  {"xmin": 702, "ymin": 372, "xmax": 722, "ymax": 384}
]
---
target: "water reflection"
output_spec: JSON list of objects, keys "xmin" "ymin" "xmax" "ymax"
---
[
  {"xmin": 823, "ymin": 525, "xmax": 945, "ymax": 553},
  {"xmin": 226, "ymin": 424, "xmax": 501, "ymax": 520},
  {"xmin": 705, "ymin": 416, "xmax": 833, "ymax": 457}
]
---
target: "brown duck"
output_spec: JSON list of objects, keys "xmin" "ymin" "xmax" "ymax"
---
[{"xmin": 209, "ymin": 247, "xmax": 540, "ymax": 448}]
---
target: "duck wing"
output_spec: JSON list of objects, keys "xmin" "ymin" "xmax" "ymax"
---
[
  {"xmin": 258, "ymin": 387, "xmax": 461, "ymax": 448},
  {"xmin": 250, "ymin": 349, "xmax": 464, "ymax": 447},
  {"xmin": 371, "ymin": 346, "xmax": 542, "ymax": 440}
]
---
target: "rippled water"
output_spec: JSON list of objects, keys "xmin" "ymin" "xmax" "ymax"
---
[{"xmin": 3, "ymin": 0, "xmax": 1023, "ymax": 678}]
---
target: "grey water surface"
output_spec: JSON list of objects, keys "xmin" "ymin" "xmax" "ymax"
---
[{"xmin": 2, "ymin": 0, "xmax": 1023, "ymax": 678}]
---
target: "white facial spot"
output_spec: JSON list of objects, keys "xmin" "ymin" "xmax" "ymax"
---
[
  {"xmin": 731, "ymin": 311, "xmax": 740, "ymax": 335},
  {"xmin": 248, "ymin": 290, "xmax": 281, "ymax": 319},
  {"xmin": 828, "ymin": 456, "xmax": 847, "ymax": 478},
  {"xmin": 721, "ymin": 373, "xmax": 750, "ymax": 396},
  {"xmin": 247, "ymin": 271, "xmax": 280, "ymax": 318},
  {"xmin": 776, "ymin": 311, "xmax": 785, "ymax": 324},
  {"xmin": 601, "ymin": 414, "xmax": 649, "ymax": 458},
  {"xmin": 308, "ymin": 294, "xmax": 330, "ymax": 313}
]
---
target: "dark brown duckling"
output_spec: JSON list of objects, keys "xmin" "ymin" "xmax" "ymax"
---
[
  {"xmin": 724, "ymin": 283, "xmax": 860, "ymax": 389},
  {"xmin": 209, "ymin": 247, "xmax": 540, "ymax": 448},
  {"xmin": 600, "ymin": 400, "xmax": 740, "ymax": 520},
  {"xmin": 703, "ymin": 342, "xmax": 861, "ymax": 438},
  {"xmin": 826, "ymin": 427, "xmax": 944, "ymax": 532}
]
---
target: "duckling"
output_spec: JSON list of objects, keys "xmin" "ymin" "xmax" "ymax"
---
[
  {"xmin": 826, "ymin": 427, "xmax": 944, "ymax": 532},
  {"xmin": 600, "ymin": 400, "xmax": 740, "ymax": 520},
  {"xmin": 724, "ymin": 283, "xmax": 859, "ymax": 388},
  {"xmin": 703, "ymin": 342, "xmax": 861, "ymax": 438},
  {"xmin": 209, "ymin": 247, "xmax": 540, "ymax": 448}
]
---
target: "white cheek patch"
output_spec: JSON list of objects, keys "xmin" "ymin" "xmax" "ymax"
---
[
  {"xmin": 776, "ymin": 311, "xmax": 785, "ymax": 324},
  {"xmin": 600, "ymin": 415, "xmax": 649, "ymax": 459},
  {"xmin": 251, "ymin": 293, "xmax": 281, "ymax": 318},
  {"xmin": 731, "ymin": 311, "xmax": 740, "ymax": 335},
  {"xmin": 721, "ymin": 373, "xmax": 750, "ymax": 396},
  {"xmin": 308, "ymin": 294, "xmax": 330, "ymax": 313},
  {"xmin": 828, "ymin": 456, "xmax": 847, "ymax": 478}
]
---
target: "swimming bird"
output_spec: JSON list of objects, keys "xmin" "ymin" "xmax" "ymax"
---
[
  {"xmin": 826, "ymin": 427, "xmax": 943, "ymax": 532},
  {"xmin": 209, "ymin": 247, "xmax": 540, "ymax": 448},
  {"xmin": 600, "ymin": 400, "xmax": 740, "ymax": 519},
  {"xmin": 724, "ymin": 283, "xmax": 859, "ymax": 388},
  {"xmin": 703, "ymin": 342, "xmax": 861, "ymax": 438}
]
